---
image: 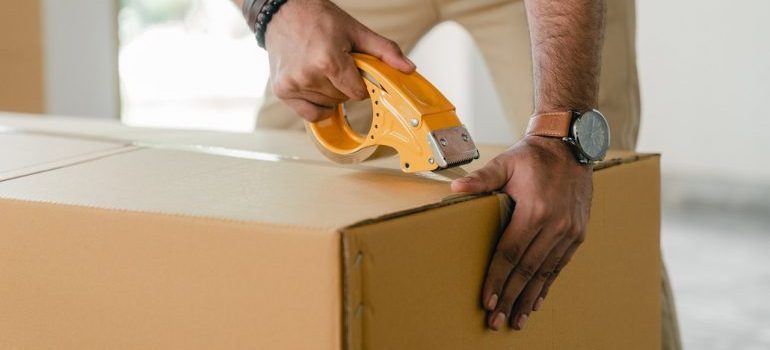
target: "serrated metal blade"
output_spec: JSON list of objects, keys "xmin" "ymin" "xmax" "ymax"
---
[
  {"xmin": 422, "ymin": 166, "xmax": 469, "ymax": 182},
  {"xmin": 427, "ymin": 125, "xmax": 480, "ymax": 169}
]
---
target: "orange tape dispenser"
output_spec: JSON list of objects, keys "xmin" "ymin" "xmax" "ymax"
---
[{"xmin": 307, "ymin": 54, "xmax": 480, "ymax": 173}]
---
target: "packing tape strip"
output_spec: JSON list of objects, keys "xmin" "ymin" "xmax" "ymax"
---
[
  {"xmin": 0, "ymin": 125, "xmax": 135, "ymax": 144},
  {"xmin": 0, "ymin": 125, "xmax": 463, "ymax": 183},
  {"xmin": 133, "ymin": 141, "xmax": 464, "ymax": 183}
]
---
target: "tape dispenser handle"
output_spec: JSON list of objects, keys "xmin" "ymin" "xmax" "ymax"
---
[{"xmin": 306, "ymin": 54, "xmax": 455, "ymax": 163}]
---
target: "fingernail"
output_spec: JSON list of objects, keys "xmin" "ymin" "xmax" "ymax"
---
[
  {"xmin": 533, "ymin": 297, "xmax": 544, "ymax": 311},
  {"xmin": 516, "ymin": 313, "xmax": 529, "ymax": 330},
  {"xmin": 486, "ymin": 294, "xmax": 498, "ymax": 311},
  {"xmin": 455, "ymin": 176, "xmax": 472, "ymax": 183},
  {"xmin": 491, "ymin": 312, "xmax": 506, "ymax": 331}
]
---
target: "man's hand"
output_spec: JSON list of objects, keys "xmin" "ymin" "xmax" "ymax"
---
[
  {"xmin": 264, "ymin": 0, "xmax": 415, "ymax": 122},
  {"xmin": 451, "ymin": 136, "xmax": 592, "ymax": 331}
]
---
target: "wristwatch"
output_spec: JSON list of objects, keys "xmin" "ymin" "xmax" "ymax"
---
[{"xmin": 525, "ymin": 109, "xmax": 610, "ymax": 164}]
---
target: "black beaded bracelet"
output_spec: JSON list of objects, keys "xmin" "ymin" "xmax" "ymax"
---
[{"xmin": 254, "ymin": 0, "xmax": 289, "ymax": 48}]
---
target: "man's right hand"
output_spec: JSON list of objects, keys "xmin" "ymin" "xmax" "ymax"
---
[{"xmin": 264, "ymin": 0, "xmax": 415, "ymax": 122}]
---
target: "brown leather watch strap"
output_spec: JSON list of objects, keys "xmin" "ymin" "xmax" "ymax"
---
[{"xmin": 525, "ymin": 111, "xmax": 573, "ymax": 138}]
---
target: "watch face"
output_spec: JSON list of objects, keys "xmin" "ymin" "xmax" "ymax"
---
[{"xmin": 573, "ymin": 110, "xmax": 610, "ymax": 161}]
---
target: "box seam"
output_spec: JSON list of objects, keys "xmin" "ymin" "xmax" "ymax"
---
[
  {"xmin": 0, "ymin": 146, "xmax": 139, "ymax": 183},
  {"xmin": 338, "ymin": 193, "xmax": 506, "ymax": 350}
]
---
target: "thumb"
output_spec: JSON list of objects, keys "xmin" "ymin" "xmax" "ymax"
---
[
  {"xmin": 351, "ymin": 27, "xmax": 415, "ymax": 73},
  {"xmin": 451, "ymin": 159, "xmax": 510, "ymax": 194}
]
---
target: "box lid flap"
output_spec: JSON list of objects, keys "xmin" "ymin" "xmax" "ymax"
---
[
  {"xmin": 0, "ymin": 128, "xmax": 132, "ymax": 182},
  {"xmin": 0, "ymin": 146, "xmax": 459, "ymax": 230},
  {"xmin": 0, "ymin": 114, "xmax": 651, "ymax": 230}
]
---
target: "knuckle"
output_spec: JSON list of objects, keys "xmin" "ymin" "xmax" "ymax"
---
[
  {"xmin": 552, "ymin": 260, "xmax": 568, "ymax": 277},
  {"xmin": 551, "ymin": 266, "xmax": 563, "ymax": 277},
  {"xmin": 550, "ymin": 219, "xmax": 567, "ymax": 234},
  {"xmin": 573, "ymin": 231, "xmax": 586, "ymax": 244},
  {"xmin": 348, "ymin": 81, "xmax": 368, "ymax": 98},
  {"xmin": 271, "ymin": 79, "xmax": 293, "ymax": 99},
  {"xmin": 550, "ymin": 254, "xmax": 564, "ymax": 267},
  {"xmin": 515, "ymin": 263, "xmax": 537, "ymax": 281},
  {"xmin": 317, "ymin": 58, "xmax": 339, "ymax": 75},
  {"xmin": 465, "ymin": 170, "xmax": 483, "ymax": 182},
  {"xmin": 521, "ymin": 224, "xmax": 541, "ymax": 238},
  {"xmin": 498, "ymin": 246, "xmax": 522, "ymax": 266},
  {"xmin": 293, "ymin": 73, "xmax": 314, "ymax": 89},
  {"xmin": 538, "ymin": 267, "xmax": 554, "ymax": 281},
  {"xmin": 383, "ymin": 39, "xmax": 401, "ymax": 52},
  {"xmin": 542, "ymin": 260, "xmax": 562, "ymax": 280},
  {"xmin": 530, "ymin": 201, "xmax": 551, "ymax": 221}
]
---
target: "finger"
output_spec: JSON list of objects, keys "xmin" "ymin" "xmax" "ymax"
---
[
  {"xmin": 451, "ymin": 157, "xmax": 510, "ymax": 193},
  {"xmin": 489, "ymin": 225, "xmax": 556, "ymax": 331},
  {"xmin": 286, "ymin": 87, "xmax": 346, "ymax": 121},
  {"xmin": 510, "ymin": 236, "xmax": 573, "ymax": 326},
  {"xmin": 298, "ymin": 90, "xmax": 346, "ymax": 108},
  {"xmin": 273, "ymin": 75, "xmax": 347, "ymax": 107},
  {"xmin": 538, "ymin": 241, "xmax": 581, "ymax": 302},
  {"xmin": 351, "ymin": 26, "xmax": 415, "ymax": 73},
  {"xmin": 327, "ymin": 54, "xmax": 369, "ymax": 101},
  {"xmin": 308, "ymin": 81, "xmax": 349, "ymax": 103},
  {"xmin": 482, "ymin": 207, "xmax": 541, "ymax": 330},
  {"xmin": 295, "ymin": 73, "xmax": 349, "ymax": 103},
  {"xmin": 284, "ymin": 98, "xmax": 337, "ymax": 122}
]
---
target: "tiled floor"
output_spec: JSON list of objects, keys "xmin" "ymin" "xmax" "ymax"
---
[{"xmin": 662, "ymin": 207, "xmax": 770, "ymax": 349}]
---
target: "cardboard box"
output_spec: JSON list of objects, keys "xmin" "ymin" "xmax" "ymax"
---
[{"xmin": 0, "ymin": 113, "xmax": 661, "ymax": 349}]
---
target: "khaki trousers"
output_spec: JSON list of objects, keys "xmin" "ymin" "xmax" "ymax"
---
[{"xmin": 256, "ymin": 0, "xmax": 680, "ymax": 348}]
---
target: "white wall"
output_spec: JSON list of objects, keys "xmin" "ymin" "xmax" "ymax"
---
[
  {"xmin": 409, "ymin": 22, "xmax": 514, "ymax": 146},
  {"xmin": 409, "ymin": 23, "xmax": 479, "ymax": 141},
  {"xmin": 42, "ymin": 0, "xmax": 120, "ymax": 119},
  {"xmin": 415, "ymin": 1, "xmax": 770, "ymax": 184},
  {"xmin": 47, "ymin": 0, "xmax": 766, "ymax": 184},
  {"xmin": 636, "ymin": 0, "xmax": 770, "ymax": 184}
]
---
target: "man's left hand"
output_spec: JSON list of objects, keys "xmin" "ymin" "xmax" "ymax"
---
[{"xmin": 451, "ymin": 135, "xmax": 593, "ymax": 331}]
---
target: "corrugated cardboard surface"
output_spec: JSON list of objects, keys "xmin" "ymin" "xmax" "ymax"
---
[
  {"xmin": 0, "ymin": 112, "xmax": 445, "ymax": 169},
  {"xmin": 0, "ymin": 115, "xmax": 660, "ymax": 349},
  {"xmin": 342, "ymin": 157, "xmax": 661, "ymax": 350},
  {"xmin": 0, "ymin": 199, "xmax": 341, "ymax": 350},
  {"xmin": 0, "ymin": 112, "xmax": 324, "ymax": 161},
  {"xmin": 0, "ymin": 132, "xmax": 130, "ymax": 178},
  {"xmin": 0, "ymin": 147, "xmax": 457, "ymax": 229},
  {"xmin": 0, "ymin": 2, "xmax": 44, "ymax": 113},
  {"xmin": 0, "ymin": 112, "xmax": 639, "ymax": 173}
]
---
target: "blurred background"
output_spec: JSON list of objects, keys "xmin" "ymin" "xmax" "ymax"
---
[{"xmin": 1, "ymin": 0, "xmax": 768, "ymax": 348}]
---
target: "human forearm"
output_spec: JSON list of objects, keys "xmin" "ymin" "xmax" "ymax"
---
[
  {"xmin": 451, "ymin": 0, "xmax": 605, "ymax": 331},
  {"xmin": 524, "ymin": 0, "xmax": 606, "ymax": 113}
]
